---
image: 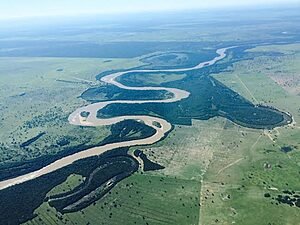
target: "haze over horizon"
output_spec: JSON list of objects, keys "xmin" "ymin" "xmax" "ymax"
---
[{"xmin": 0, "ymin": 0, "xmax": 299, "ymax": 20}]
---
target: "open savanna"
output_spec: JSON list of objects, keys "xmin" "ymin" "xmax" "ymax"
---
[
  {"xmin": 21, "ymin": 43, "xmax": 300, "ymax": 225},
  {"xmin": 199, "ymin": 43, "xmax": 300, "ymax": 225}
]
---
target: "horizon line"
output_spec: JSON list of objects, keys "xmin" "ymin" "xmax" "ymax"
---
[{"xmin": 0, "ymin": 2, "xmax": 299, "ymax": 22}]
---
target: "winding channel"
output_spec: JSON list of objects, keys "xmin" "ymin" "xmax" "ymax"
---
[{"xmin": 0, "ymin": 47, "xmax": 230, "ymax": 190}]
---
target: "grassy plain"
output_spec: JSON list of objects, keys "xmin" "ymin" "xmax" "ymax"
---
[
  {"xmin": 25, "ymin": 173, "xmax": 200, "ymax": 225},
  {"xmin": 47, "ymin": 174, "xmax": 85, "ymax": 197},
  {"xmin": 0, "ymin": 6, "xmax": 299, "ymax": 225},
  {"xmin": 24, "ymin": 43, "xmax": 300, "ymax": 225},
  {"xmin": 201, "ymin": 43, "xmax": 300, "ymax": 225}
]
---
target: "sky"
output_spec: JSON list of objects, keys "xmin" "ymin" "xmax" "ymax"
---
[{"xmin": 0, "ymin": 0, "xmax": 299, "ymax": 20}]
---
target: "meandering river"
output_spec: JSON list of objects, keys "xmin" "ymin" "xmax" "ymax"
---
[{"xmin": 0, "ymin": 47, "xmax": 230, "ymax": 190}]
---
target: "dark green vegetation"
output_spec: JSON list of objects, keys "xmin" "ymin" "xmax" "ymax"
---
[
  {"xmin": 0, "ymin": 120, "xmax": 155, "ymax": 181},
  {"xmin": 101, "ymin": 120, "xmax": 156, "ymax": 145},
  {"xmin": 20, "ymin": 132, "xmax": 46, "ymax": 148},
  {"xmin": 81, "ymin": 84, "xmax": 173, "ymax": 103},
  {"xmin": 48, "ymin": 156, "xmax": 138, "ymax": 213},
  {"xmin": 134, "ymin": 149, "xmax": 165, "ymax": 171},
  {"xmin": 80, "ymin": 111, "xmax": 90, "ymax": 118},
  {"xmin": 97, "ymin": 47, "xmax": 292, "ymax": 129},
  {"xmin": 274, "ymin": 190, "xmax": 300, "ymax": 208},
  {"xmin": 280, "ymin": 146, "xmax": 296, "ymax": 153},
  {"xmin": 0, "ymin": 148, "xmax": 138, "ymax": 225},
  {"xmin": 152, "ymin": 121, "xmax": 162, "ymax": 128}
]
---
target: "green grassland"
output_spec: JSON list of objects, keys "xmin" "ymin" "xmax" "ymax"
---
[
  {"xmin": 213, "ymin": 43, "xmax": 300, "ymax": 122},
  {"xmin": 24, "ymin": 43, "xmax": 300, "ymax": 225},
  {"xmin": 0, "ymin": 57, "xmax": 143, "ymax": 165},
  {"xmin": 0, "ymin": 7, "xmax": 299, "ymax": 225},
  {"xmin": 25, "ymin": 173, "xmax": 200, "ymax": 225},
  {"xmin": 47, "ymin": 174, "xmax": 85, "ymax": 197},
  {"xmin": 200, "ymin": 44, "xmax": 300, "ymax": 225}
]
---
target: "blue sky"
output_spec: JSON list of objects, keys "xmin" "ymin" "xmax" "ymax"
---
[{"xmin": 0, "ymin": 0, "xmax": 299, "ymax": 19}]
